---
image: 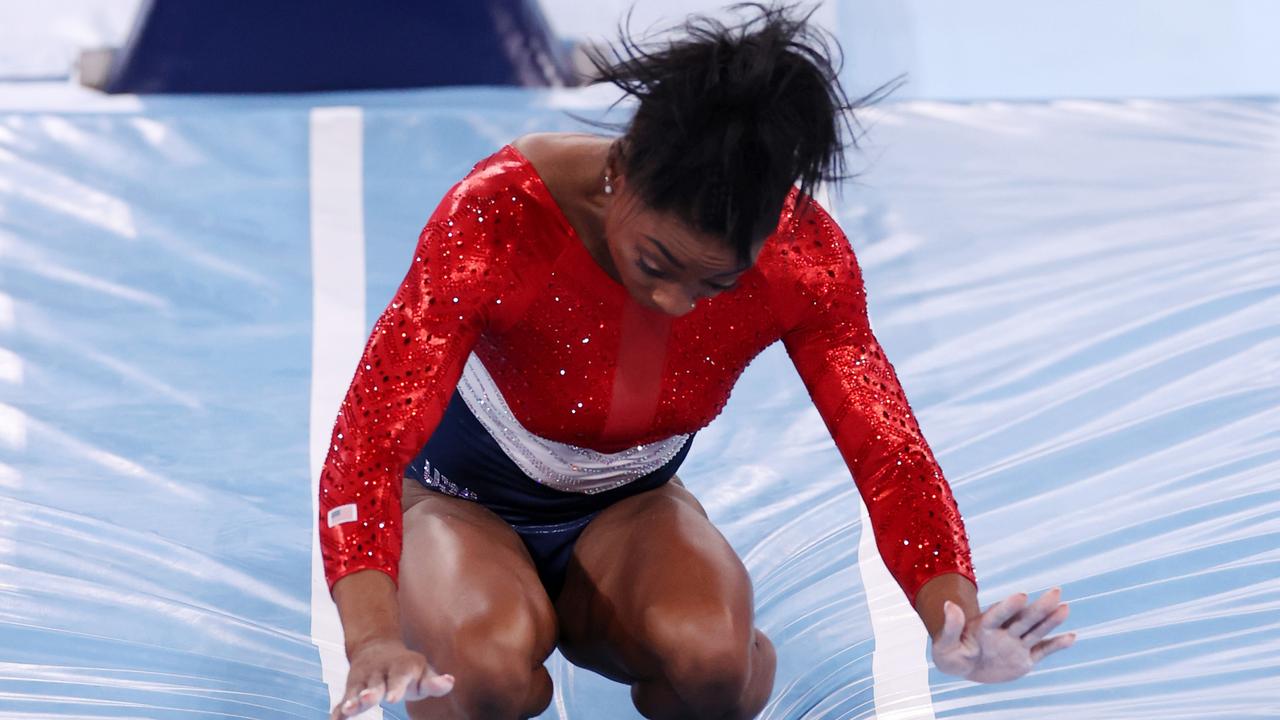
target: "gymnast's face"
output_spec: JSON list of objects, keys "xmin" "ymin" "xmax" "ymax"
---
[{"xmin": 602, "ymin": 173, "xmax": 765, "ymax": 318}]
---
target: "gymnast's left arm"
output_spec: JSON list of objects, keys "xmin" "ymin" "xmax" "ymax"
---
[{"xmin": 777, "ymin": 197, "xmax": 1076, "ymax": 682}]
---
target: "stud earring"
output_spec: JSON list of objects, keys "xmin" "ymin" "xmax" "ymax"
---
[{"xmin": 603, "ymin": 169, "xmax": 613, "ymax": 195}]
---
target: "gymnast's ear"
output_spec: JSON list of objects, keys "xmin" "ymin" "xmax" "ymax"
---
[{"xmin": 606, "ymin": 139, "xmax": 629, "ymax": 192}]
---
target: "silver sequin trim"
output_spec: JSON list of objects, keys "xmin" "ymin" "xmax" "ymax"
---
[{"xmin": 456, "ymin": 352, "xmax": 689, "ymax": 494}]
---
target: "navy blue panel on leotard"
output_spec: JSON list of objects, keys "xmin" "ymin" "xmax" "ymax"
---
[{"xmin": 406, "ymin": 387, "xmax": 695, "ymax": 598}]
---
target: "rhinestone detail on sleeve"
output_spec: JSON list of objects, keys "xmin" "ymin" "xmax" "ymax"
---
[
  {"xmin": 317, "ymin": 162, "xmax": 515, "ymax": 597},
  {"xmin": 777, "ymin": 195, "xmax": 977, "ymax": 607}
]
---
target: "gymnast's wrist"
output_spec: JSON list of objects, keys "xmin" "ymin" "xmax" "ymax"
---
[
  {"xmin": 331, "ymin": 568, "xmax": 404, "ymax": 655},
  {"xmin": 914, "ymin": 572, "xmax": 980, "ymax": 641}
]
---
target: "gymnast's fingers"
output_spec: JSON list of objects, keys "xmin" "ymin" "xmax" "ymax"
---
[
  {"xmin": 1006, "ymin": 587, "xmax": 1062, "ymax": 636},
  {"xmin": 1030, "ymin": 632, "xmax": 1078, "ymax": 664},
  {"xmin": 413, "ymin": 670, "xmax": 456, "ymax": 700},
  {"xmin": 1022, "ymin": 601, "xmax": 1070, "ymax": 646},
  {"xmin": 980, "ymin": 592, "xmax": 1029, "ymax": 630},
  {"xmin": 333, "ymin": 672, "xmax": 386, "ymax": 719}
]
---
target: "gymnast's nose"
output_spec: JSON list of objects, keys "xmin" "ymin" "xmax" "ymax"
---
[{"xmin": 650, "ymin": 285, "xmax": 700, "ymax": 317}]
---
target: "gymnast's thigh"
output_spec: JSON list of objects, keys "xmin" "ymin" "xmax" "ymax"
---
[
  {"xmin": 553, "ymin": 477, "xmax": 755, "ymax": 685},
  {"xmin": 396, "ymin": 477, "xmax": 559, "ymax": 686}
]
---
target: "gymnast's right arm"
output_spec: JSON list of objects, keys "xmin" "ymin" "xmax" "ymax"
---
[{"xmin": 318, "ymin": 167, "xmax": 513, "ymax": 716}]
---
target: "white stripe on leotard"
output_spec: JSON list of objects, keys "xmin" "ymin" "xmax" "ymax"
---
[{"xmin": 456, "ymin": 351, "xmax": 690, "ymax": 494}]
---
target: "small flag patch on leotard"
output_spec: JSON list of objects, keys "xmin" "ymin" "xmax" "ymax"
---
[{"xmin": 327, "ymin": 503, "xmax": 357, "ymax": 527}]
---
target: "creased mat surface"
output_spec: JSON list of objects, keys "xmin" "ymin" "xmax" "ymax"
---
[{"xmin": 1, "ymin": 87, "xmax": 1277, "ymax": 718}]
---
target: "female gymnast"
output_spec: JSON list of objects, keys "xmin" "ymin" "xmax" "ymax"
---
[{"xmin": 320, "ymin": 5, "xmax": 1076, "ymax": 718}]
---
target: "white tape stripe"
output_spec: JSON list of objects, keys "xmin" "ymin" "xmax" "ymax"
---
[
  {"xmin": 860, "ymin": 498, "xmax": 937, "ymax": 719},
  {"xmin": 820, "ymin": 177, "xmax": 937, "ymax": 719},
  {"xmin": 307, "ymin": 107, "xmax": 379, "ymax": 718}
]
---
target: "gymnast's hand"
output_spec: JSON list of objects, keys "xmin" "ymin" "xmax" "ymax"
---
[
  {"xmin": 930, "ymin": 587, "xmax": 1077, "ymax": 683},
  {"xmin": 330, "ymin": 638, "xmax": 455, "ymax": 718}
]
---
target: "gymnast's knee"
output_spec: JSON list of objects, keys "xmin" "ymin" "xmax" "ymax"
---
[{"xmin": 640, "ymin": 609, "xmax": 771, "ymax": 717}]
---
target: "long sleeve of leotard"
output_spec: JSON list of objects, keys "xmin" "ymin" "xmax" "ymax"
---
[
  {"xmin": 778, "ymin": 197, "xmax": 977, "ymax": 608},
  {"xmin": 318, "ymin": 169, "xmax": 513, "ymax": 598}
]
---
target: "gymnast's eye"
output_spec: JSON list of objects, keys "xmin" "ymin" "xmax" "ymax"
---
[
  {"xmin": 638, "ymin": 260, "xmax": 738, "ymax": 292},
  {"xmin": 637, "ymin": 260, "xmax": 666, "ymax": 278}
]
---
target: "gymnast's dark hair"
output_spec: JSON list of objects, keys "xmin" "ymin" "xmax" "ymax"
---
[{"xmin": 580, "ymin": 2, "xmax": 898, "ymax": 266}]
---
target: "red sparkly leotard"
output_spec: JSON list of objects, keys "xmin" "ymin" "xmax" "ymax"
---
[{"xmin": 319, "ymin": 144, "xmax": 976, "ymax": 607}]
